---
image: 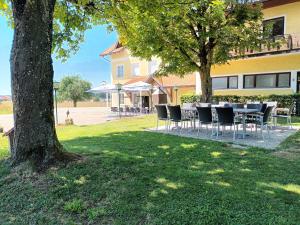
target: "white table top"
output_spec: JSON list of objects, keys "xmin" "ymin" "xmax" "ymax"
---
[
  {"xmin": 182, "ymin": 107, "xmax": 260, "ymax": 114},
  {"xmin": 233, "ymin": 108, "xmax": 259, "ymax": 114}
]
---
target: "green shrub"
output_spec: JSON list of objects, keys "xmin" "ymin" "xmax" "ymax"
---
[
  {"xmin": 181, "ymin": 94, "xmax": 300, "ymax": 109},
  {"xmin": 64, "ymin": 199, "xmax": 86, "ymax": 213}
]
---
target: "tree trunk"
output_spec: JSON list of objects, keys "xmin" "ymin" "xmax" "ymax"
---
[
  {"xmin": 73, "ymin": 100, "xmax": 77, "ymax": 107},
  {"xmin": 199, "ymin": 65, "xmax": 213, "ymax": 103},
  {"xmin": 10, "ymin": 0, "xmax": 76, "ymax": 170}
]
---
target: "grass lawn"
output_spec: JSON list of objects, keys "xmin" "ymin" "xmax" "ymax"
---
[
  {"xmin": 0, "ymin": 115, "xmax": 300, "ymax": 224},
  {"xmin": 0, "ymin": 101, "xmax": 13, "ymax": 115}
]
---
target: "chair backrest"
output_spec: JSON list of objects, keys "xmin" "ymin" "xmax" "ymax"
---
[
  {"xmin": 196, "ymin": 107, "xmax": 212, "ymax": 123},
  {"xmin": 260, "ymin": 103, "xmax": 267, "ymax": 113},
  {"xmin": 224, "ymin": 103, "xmax": 232, "ymax": 108},
  {"xmin": 125, "ymin": 106, "xmax": 130, "ymax": 112},
  {"xmin": 111, "ymin": 107, "xmax": 118, "ymax": 112},
  {"xmin": 167, "ymin": 105, "xmax": 182, "ymax": 121},
  {"xmin": 247, "ymin": 103, "xmax": 261, "ymax": 111},
  {"xmin": 232, "ymin": 103, "xmax": 244, "ymax": 109},
  {"xmin": 155, "ymin": 105, "xmax": 168, "ymax": 120},
  {"xmin": 215, "ymin": 107, "xmax": 235, "ymax": 124},
  {"xmin": 263, "ymin": 106, "xmax": 273, "ymax": 123}
]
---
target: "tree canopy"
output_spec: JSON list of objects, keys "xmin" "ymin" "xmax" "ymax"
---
[
  {"xmin": 107, "ymin": 0, "xmax": 267, "ymax": 101},
  {"xmin": 58, "ymin": 75, "xmax": 92, "ymax": 107}
]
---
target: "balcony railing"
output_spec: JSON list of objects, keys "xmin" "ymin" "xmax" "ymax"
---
[{"xmin": 230, "ymin": 34, "xmax": 300, "ymax": 58}]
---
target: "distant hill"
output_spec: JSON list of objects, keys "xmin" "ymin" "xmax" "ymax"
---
[{"xmin": 0, "ymin": 95, "xmax": 12, "ymax": 101}]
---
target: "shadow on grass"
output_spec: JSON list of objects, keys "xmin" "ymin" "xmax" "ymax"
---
[{"xmin": 1, "ymin": 130, "xmax": 300, "ymax": 224}]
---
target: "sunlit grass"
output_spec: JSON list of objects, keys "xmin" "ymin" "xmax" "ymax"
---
[{"xmin": 0, "ymin": 115, "xmax": 300, "ymax": 224}]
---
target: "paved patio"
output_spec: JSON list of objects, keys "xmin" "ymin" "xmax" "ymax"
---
[
  {"xmin": 148, "ymin": 124, "xmax": 298, "ymax": 149},
  {"xmin": 0, "ymin": 107, "xmax": 120, "ymax": 132}
]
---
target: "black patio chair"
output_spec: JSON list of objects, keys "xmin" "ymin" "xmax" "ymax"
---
[
  {"xmin": 155, "ymin": 105, "xmax": 169, "ymax": 131},
  {"xmin": 260, "ymin": 103, "xmax": 267, "ymax": 113},
  {"xmin": 167, "ymin": 105, "xmax": 190, "ymax": 132},
  {"xmin": 111, "ymin": 107, "xmax": 118, "ymax": 113},
  {"xmin": 124, "ymin": 106, "xmax": 131, "ymax": 116},
  {"xmin": 215, "ymin": 107, "xmax": 240, "ymax": 140},
  {"xmin": 252, "ymin": 106, "xmax": 274, "ymax": 139},
  {"xmin": 196, "ymin": 107, "xmax": 213, "ymax": 136}
]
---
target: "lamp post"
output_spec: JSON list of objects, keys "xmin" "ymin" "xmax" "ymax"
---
[
  {"xmin": 116, "ymin": 83, "xmax": 122, "ymax": 118},
  {"xmin": 53, "ymin": 81, "xmax": 60, "ymax": 125},
  {"xmin": 173, "ymin": 85, "xmax": 179, "ymax": 105}
]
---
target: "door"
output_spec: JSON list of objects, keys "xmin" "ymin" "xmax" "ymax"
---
[
  {"xmin": 297, "ymin": 72, "xmax": 300, "ymax": 93},
  {"xmin": 142, "ymin": 96, "xmax": 149, "ymax": 108}
]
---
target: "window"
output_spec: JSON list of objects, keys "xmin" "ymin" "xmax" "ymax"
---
[
  {"xmin": 256, "ymin": 74, "xmax": 276, "ymax": 88},
  {"xmin": 263, "ymin": 17, "xmax": 285, "ymax": 37},
  {"xmin": 132, "ymin": 63, "xmax": 140, "ymax": 76},
  {"xmin": 212, "ymin": 76, "xmax": 238, "ymax": 90},
  {"xmin": 278, "ymin": 73, "xmax": 290, "ymax": 88},
  {"xmin": 149, "ymin": 60, "xmax": 158, "ymax": 75},
  {"xmin": 243, "ymin": 73, "xmax": 290, "ymax": 89},
  {"xmin": 212, "ymin": 77, "xmax": 228, "ymax": 90},
  {"xmin": 229, "ymin": 76, "xmax": 238, "ymax": 89},
  {"xmin": 117, "ymin": 65, "xmax": 124, "ymax": 78}
]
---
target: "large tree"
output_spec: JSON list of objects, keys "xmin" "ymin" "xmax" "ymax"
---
[
  {"xmin": 107, "ymin": 0, "xmax": 268, "ymax": 102},
  {"xmin": 0, "ymin": 0, "xmax": 110, "ymax": 170}
]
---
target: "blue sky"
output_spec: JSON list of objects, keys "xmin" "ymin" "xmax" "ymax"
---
[{"xmin": 0, "ymin": 15, "xmax": 117, "ymax": 95}]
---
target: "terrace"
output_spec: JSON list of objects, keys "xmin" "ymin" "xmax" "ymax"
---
[{"xmin": 231, "ymin": 34, "xmax": 300, "ymax": 58}]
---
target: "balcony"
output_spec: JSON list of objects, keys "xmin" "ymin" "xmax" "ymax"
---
[{"xmin": 231, "ymin": 34, "xmax": 300, "ymax": 58}]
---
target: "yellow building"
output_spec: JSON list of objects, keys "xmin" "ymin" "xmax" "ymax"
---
[
  {"xmin": 100, "ymin": 0, "xmax": 300, "ymax": 107},
  {"xmin": 205, "ymin": 0, "xmax": 300, "ymax": 96},
  {"xmin": 100, "ymin": 43, "xmax": 196, "ymax": 107}
]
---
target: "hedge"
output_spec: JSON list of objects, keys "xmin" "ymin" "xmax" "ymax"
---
[{"xmin": 181, "ymin": 94, "xmax": 300, "ymax": 108}]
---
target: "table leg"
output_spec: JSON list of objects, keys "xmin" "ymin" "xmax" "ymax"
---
[{"xmin": 243, "ymin": 114, "xmax": 246, "ymax": 139}]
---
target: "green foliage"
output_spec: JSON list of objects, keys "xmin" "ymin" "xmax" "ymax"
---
[
  {"xmin": 0, "ymin": 0, "xmax": 109, "ymax": 61},
  {"xmin": 58, "ymin": 75, "xmax": 92, "ymax": 107},
  {"xmin": 64, "ymin": 199, "xmax": 86, "ymax": 213},
  {"xmin": 109, "ymin": 0, "xmax": 265, "ymax": 75},
  {"xmin": 181, "ymin": 94, "xmax": 300, "ymax": 108}
]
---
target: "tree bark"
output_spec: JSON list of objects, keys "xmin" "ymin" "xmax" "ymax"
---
[
  {"xmin": 73, "ymin": 100, "xmax": 77, "ymax": 107},
  {"xmin": 199, "ymin": 65, "xmax": 213, "ymax": 103},
  {"xmin": 199, "ymin": 49, "xmax": 213, "ymax": 103},
  {"xmin": 10, "ymin": 0, "xmax": 76, "ymax": 170}
]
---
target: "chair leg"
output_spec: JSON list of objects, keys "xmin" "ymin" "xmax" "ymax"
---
[
  {"xmin": 206, "ymin": 124, "xmax": 209, "ymax": 135},
  {"xmin": 233, "ymin": 125, "xmax": 236, "ymax": 140},
  {"xmin": 156, "ymin": 118, "xmax": 159, "ymax": 131}
]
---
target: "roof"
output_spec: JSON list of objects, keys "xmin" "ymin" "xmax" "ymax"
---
[
  {"xmin": 261, "ymin": 0, "xmax": 300, "ymax": 9},
  {"xmin": 100, "ymin": 42, "xmax": 125, "ymax": 57},
  {"xmin": 154, "ymin": 74, "xmax": 196, "ymax": 88},
  {"xmin": 124, "ymin": 74, "xmax": 196, "ymax": 88},
  {"xmin": 124, "ymin": 77, "xmax": 153, "ymax": 85}
]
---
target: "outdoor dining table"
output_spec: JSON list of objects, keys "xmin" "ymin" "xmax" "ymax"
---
[
  {"xmin": 233, "ymin": 108, "xmax": 259, "ymax": 139},
  {"xmin": 182, "ymin": 106, "xmax": 260, "ymax": 139}
]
